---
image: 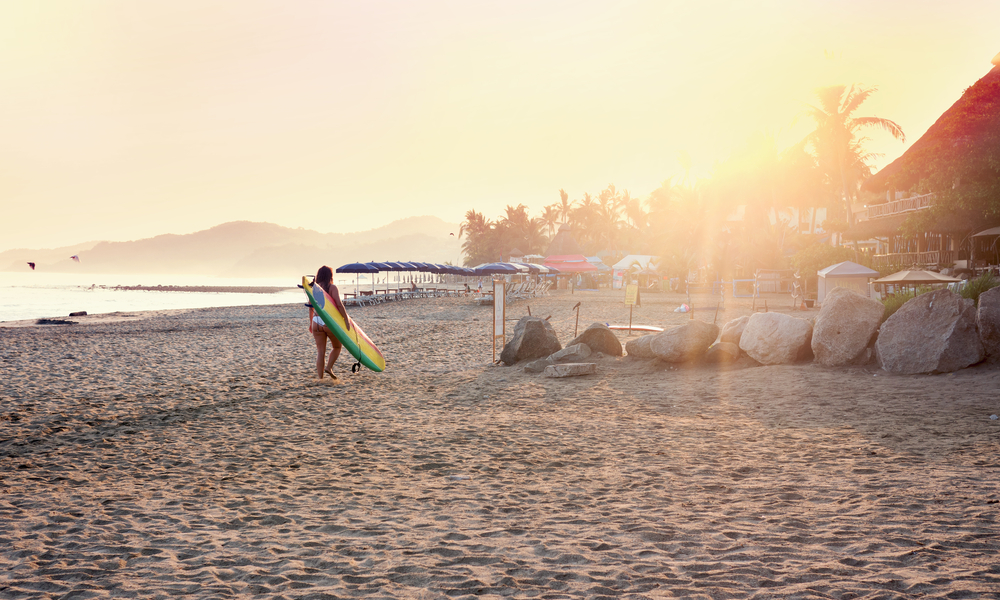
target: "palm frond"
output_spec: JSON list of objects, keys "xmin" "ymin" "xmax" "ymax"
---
[{"xmin": 850, "ymin": 116, "xmax": 906, "ymax": 142}]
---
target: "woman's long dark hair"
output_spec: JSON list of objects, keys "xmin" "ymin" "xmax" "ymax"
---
[{"xmin": 314, "ymin": 266, "xmax": 333, "ymax": 295}]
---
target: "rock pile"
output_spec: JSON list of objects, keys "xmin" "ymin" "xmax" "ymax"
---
[
  {"xmin": 503, "ymin": 321, "xmax": 622, "ymax": 378},
  {"xmin": 500, "ymin": 317, "xmax": 562, "ymax": 365},
  {"xmin": 505, "ymin": 287, "xmax": 1000, "ymax": 377}
]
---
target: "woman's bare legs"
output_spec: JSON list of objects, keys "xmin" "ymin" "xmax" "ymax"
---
[
  {"xmin": 313, "ymin": 329, "xmax": 329, "ymax": 379},
  {"xmin": 325, "ymin": 333, "xmax": 342, "ymax": 374},
  {"xmin": 314, "ymin": 327, "xmax": 343, "ymax": 379}
]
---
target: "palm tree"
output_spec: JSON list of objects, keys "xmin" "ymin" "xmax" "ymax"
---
[
  {"xmin": 458, "ymin": 209, "xmax": 488, "ymax": 240},
  {"xmin": 458, "ymin": 209, "xmax": 497, "ymax": 266},
  {"xmin": 623, "ymin": 191, "xmax": 647, "ymax": 230},
  {"xmin": 558, "ymin": 189, "xmax": 575, "ymax": 224},
  {"xmin": 595, "ymin": 185, "xmax": 626, "ymax": 256},
  {"xmin": 496, "ymin": 204, "xmax": 550, "ymax": 257},
  {"xmin": 569, "ymin": 193, "xmax": 600, "ymax": 252},
  {"xmin": 540, "ymin": 204, "xmax": 561, "ymax": 237},
  {"xmin": 804, "ymin": 85, "xmax": 905, "ymax": 227}
]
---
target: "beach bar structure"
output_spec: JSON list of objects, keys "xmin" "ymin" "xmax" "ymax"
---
[
  {"xmin": 816, "ymin": 261, "xmax": 880, "ymax": 304},
  {"xmin": 859, "ymin": 52, "xmax": 1000, "ymax": 272}
]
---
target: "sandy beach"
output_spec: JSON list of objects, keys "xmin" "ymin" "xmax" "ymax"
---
[{"xmin": 2, "ymin": 288, "xmax": 999, "ymax": 599}]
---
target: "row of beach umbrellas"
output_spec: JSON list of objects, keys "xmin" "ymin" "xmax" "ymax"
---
[{"xmin": 335, "ymin": 261, "xmax": 561, "ymax": 276}]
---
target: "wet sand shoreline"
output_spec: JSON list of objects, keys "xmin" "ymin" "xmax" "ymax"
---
[{"xmin": 2, "ymin": 290, "xmax": 998, "ymax": 598}]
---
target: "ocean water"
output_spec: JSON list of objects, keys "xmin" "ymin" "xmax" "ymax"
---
[{"xmin": 0, "ymin": 272, "xmax": 358, "ymax": 323}]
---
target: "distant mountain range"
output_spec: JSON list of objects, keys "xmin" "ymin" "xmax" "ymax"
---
[{"xmin": 1, "ymin": 217, "xmax": 463, "ymax": 277}]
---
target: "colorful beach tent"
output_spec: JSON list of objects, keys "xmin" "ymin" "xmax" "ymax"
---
[
  {"xmin": 544, "ymin": 254, "xmax": 597, "ymax": 272},
  {"xmin": 816, "ymin": 261, "xmax": 879, "ymax": 303},
  {"xmin": 586, "ymin": 257, "xmax": 611, "ymax": 272}
]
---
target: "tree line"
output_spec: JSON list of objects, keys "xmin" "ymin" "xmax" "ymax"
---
[{"xmin": 459, "ymin": 84, "xmax": 905, "ymax": 280}]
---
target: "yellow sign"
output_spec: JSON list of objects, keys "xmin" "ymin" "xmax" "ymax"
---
[{"xmin": 624, "ymin": 284, "xmax": 640, "ymax": 306}]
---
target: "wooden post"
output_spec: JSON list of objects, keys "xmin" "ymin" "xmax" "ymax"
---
[
  {"xmin": 573, "ymin": 302, "xmax": 581, "ymax": 337},
  {"xmin": 492, "ymin": 279, "xmax": 505, "ymax": 363},
  {"xmin": 624, "ymin": 284, "xmax": 639, "ymax": 335}
]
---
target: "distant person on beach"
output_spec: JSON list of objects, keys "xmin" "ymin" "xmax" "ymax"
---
[{"xmin": 309, "ymin": 266, "xmax": 349, "ymax": 380}]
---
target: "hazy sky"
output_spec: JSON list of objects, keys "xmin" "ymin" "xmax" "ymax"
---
[{"xmin": 1, "ymin": 1, "xmax": 997, "ymax": 252}]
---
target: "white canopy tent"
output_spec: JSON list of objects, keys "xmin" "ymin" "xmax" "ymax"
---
[
  {"xmin": 612, "ymin": 255, "xmax": 658, "ymax": 271},
  {"xmin": 611, "ymin": 255, "xmax": 659, "ymax": 289},
  {"xmin": 817, "ymin": 261, "xmax": 880, "ymax": 304}
]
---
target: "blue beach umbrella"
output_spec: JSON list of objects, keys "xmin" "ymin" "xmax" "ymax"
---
[
  {"xmin": 366, "ymin": 262, "xmax": 394, "ymax": 292},
  {"xmin": 474, "ymin": 262, "xmax": 518, "ymax": 276},
  {"xmin": 392, "ymin": 262, "xmax": 419, "ymax": 284},
  {"xmin": 336, "ymin": 262, "xmax": 379, "ymax": 295},
  {"xmin": 336, "ymin": 262, "xmax": 379, "ymax": 274}
]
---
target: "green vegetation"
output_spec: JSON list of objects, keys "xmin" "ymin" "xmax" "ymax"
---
[
  {"xmin": 866, "ymin": 68, "xmax": 1000, "ymax": 222},
  {"xmin": 957, "ymin": 271, "xmax": 1000, "ymax": 306},
  {"xmin": 879, "ymin": 272, "xmax": 1000, "ymax": 322},
  {"xmin": 789, "ymin": 243, "xmax": 864, "ymax": 296},
  {"xmin": 880, "ymin": 287, "xmax": 932, "ymax": 323}
]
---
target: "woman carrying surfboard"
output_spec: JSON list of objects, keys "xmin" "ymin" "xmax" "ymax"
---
[{"xmin": 309, "ymin": 266, "xmax": 350, "ymax": 380}]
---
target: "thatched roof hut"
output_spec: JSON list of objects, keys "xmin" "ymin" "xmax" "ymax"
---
[
  {"xmin": 545, "ymin": 223, "xmax": 584, "ymax": 256},
  {"xmin": 864, "ymin": 53, "xmax": 1000, "ymax": 195}
]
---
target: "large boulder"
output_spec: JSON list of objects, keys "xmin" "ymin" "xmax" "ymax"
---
[
  {"xmin": 650, "ymin": 320, "xmax": 720, "ymax": 363},
  {"xmin": 550, "ymin": 343, "xmax": 592, "ymax": 363},
  {"xmin": 739, "ymin": 313, "xmax": 813, "ymax": 365},
  {"xmin": 877, "ymin": 289, "xmax": 984, "ymax": 374},
  {"xmin": 811, "ymin": 287, "xmax": 883, "ymax": 366},
  {"xmin": 719, "ymin": 316, "xmax": 750, "ymax": 346},
  {"xmin": 501, "ymin": 317, "xmax": 562, "ymax": 365},
  {"xmin": 977, "ymin": 286, "xmax": 1000, "ymax": 363},
  {"xmin": 624, "ymin": 334, "xmax": 657, "ymax": 359},
  {"xmin": 567, "ymin": 323, "xmax": 623, "ymax": 357},
  {"xmin": 704, "ymin": 341, "xmax": 741, "ymax": 365}
]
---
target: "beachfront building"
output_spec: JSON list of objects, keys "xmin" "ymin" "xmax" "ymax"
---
[
  {"xmin": 860, "ymin": 51, "xmax": 1000, "ymax": 274},
  {"xmin": 848, "ymin": 192, "xmax": 967, "ymax": 271}
]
